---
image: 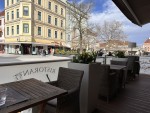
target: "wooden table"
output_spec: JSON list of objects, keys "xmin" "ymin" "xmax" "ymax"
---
[
  {"xmin": 110, "ymin": 65, "xmax": 126, "ymax": 70},
  {"xmin": 110, "ymin": 65, "xmax": 127, "ymax": 89},
  {"xmin": 0, "ymin": 78, "xmax": 67, "ymax": 113}
]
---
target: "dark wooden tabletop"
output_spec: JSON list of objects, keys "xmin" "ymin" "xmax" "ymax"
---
[
  {"xmin": 0, "ymin": 78, "xmax": 67, "ymax": 113},
  {"xmin": 110, "ymin": 65, "xmax": 126, "ymax": 70}
]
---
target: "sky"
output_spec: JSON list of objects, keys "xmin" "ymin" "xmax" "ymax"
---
[
  {"xmin": 0, "ymin": 0, "xmax": 4, "ymax": 10},
  {"xmin": 0, "ymin": 0, "xmax": 150, "ymax": 45},
  {"xmin": 89, "ymin": 0, "xmax": 150, "ymax": 46}
]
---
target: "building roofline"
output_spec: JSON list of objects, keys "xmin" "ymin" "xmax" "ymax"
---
[{"xmin": 0, "ymin": 10, "xmax": 5, "ymax": 17}]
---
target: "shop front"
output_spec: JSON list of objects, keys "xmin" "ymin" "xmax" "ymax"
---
[
  {"xmin": 0, "ymin": 43, "xmax": 5, "ymax": 53},
  {"xmin": 32, "ymin": 43, "xmax": 48, "ymax": 55},
  {"xmin": 5, "ymin": 43, "xmax": 21, "ymax": 54},
  {"xmin": 0, "ymin": 38, "xmax": 5, "ymax": 53},
  {"xmin": 21, "ymin": 44, "xmax": 32, "ymax": 55}
]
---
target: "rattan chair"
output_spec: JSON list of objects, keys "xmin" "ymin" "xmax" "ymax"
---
[
  {"xmin": 44, "ymin": 67, "xmax": 84, "ymax": 113},
  {"xmin": 110, "ymin": 60, "xmax": 128, "ymax": 88},
  {"xmin": 99, "ymin": 64, "xmax": 118, "ymax": 103},
  {"xmin": 133, "ymin": 56, "xmax": 140, "ymax": 77},
  {"xmin": 126, "ymin": 56, "xmax": 140, "ymax": 80}
]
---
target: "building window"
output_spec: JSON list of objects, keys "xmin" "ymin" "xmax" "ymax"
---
[
  {"xmin": 55, "ymin": 5, "xmax": 58, "ymax": 13},
  {"xmin": 48, "ymin": 29, "xmax": 51, "ymax": 37},
  {"xmin": 7, "ymin": 0, "xmax": 9, "ymax": 6},
  {"xmin": 23, "ymin": 24, "xmax": 29, "ymax": 33},
  {"xmin": 38, "ymin": 11, "xmax": 41, "ymax": 20},
  {"xmin": 61, "ymin": 32, "xmax": 63, "ymax": 39},
  {"xmin": 61, "ymin": 8, "xmax": 63, "ymax": 15},
  {"xmin": 38, "ymin": 27, "xmax": 41, "ymax": 35},
  {"xmin": 12, "ymin": 11, "xmax": 14, "ymax": 20},
  {"xmin": 48, "ymin": 15, "xmax": 51, "ymax": 23},
  {"xmin": 38, "ymin": 0, "xmax": 41, "ymax": 5},
  {"xmin": 61, "ymin": 20, "xmax": 63, "ymax": 27},
  {"xmin": 55, "ymin": 31, "xmax": 57, "ymax": 38},
  {"xmin": 7, "ymin": 27, "xmax": 9, "ymax": 35},
  {"xmin": 7, "ymin": 12, "xmax": 9, "ymax": 20},
  {"xmin": 48, "ymin": 2, "xmax": 51, "ymax": 10},
  {"xmin": 12, "ymin": 0, "xmax": 14, "ymax": 4},
  {"xmin": 17, "ymin": 25, "xmax": 19, "ymax": 34},
  {"xmin": 55, "ymin": 18, "xmax": 57, "ymax": 26},
  {"xmin": 12, "ymin": 26, "xmax": 14, "ymax": 35},
  {"xmin": 23, "ymin": 6, "xmax": 29, "ymax": 16},
  {"xmin": 17, "ymin": 9, "xmax": 19, "ymax": 18}
]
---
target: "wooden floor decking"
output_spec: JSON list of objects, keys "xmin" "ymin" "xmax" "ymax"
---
[{"xmin": 97, "ymin": 74, "xmax": 150, "ymax": 113}]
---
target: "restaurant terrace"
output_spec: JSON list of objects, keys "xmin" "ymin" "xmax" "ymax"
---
[{"xmin": 0, "ymin": 0, "xmax": 150, "ymax": 113}]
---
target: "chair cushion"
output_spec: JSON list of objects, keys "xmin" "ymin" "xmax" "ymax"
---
[{"xmin": 47, "ymin": 98, "xmax": 57, "ymax": 107}]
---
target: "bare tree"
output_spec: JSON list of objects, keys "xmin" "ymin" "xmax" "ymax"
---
[
  {"xmin": 96, "ymin": 21, "xmax": 127, "ymax": 51},
  {"xmin": 82, "ymin": 27, "xmax": 98, "ymax": 51},
  {"xmin": 66, "ymin": 0, "xmax": 93, "ymax": 53}
]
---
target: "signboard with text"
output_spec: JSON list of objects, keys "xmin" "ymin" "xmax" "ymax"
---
[{"xmin": 0, "ymin": 61, "xmax": 69, "ymax": 84}]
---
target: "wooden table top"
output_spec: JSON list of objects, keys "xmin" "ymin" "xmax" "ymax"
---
[
  {"xmin": 110, "ymin": 65, "xmax": 126, "ymax": 70},
  {"xmin": 0, "ymin": 78, "xmax": 67, "ymax": 113}
]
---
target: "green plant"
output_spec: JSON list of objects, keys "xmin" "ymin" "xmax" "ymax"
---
[
  {"xmin": 92, "ymin": 51, "xmax": 97, "ymax": 62},
  {"xmin": 66, "ymin": 51, "xmax": 71, "ymax": 55},
  {"xmin": 60, "ymin": 50, "xmax": 66, "ymax": 55},
  {"xmin": 72, "ymin": 52, "xmax": 97, "ymax": 64},
  {"xmin": 114, "ymin": 50, "xmax": 125, "ymax": 58},
  {"xmin": 55, "ymin": 49, "xmax": 60, "ymax": 54},
  {"xmin": 70, "ymin": 50, "xmax": 78, "ymax": 55}
]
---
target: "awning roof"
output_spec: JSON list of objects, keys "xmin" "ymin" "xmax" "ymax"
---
[{"xmin": 112, "ymin": 0, "xmax": 150, "ymax": 26}]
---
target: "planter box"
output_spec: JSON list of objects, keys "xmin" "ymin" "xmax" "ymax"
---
[{"xmin": 68, "ymin": 62, "xmax": 101, "ymax": 113}]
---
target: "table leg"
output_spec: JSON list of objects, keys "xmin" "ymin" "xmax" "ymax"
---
[{"xmin": 38, "ymin": 102, "xmax": 46, "ymax": 113}]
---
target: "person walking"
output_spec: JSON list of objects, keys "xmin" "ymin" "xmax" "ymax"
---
[
  {"xmin": 52, "ymin": 48, "xmax": 54, "ymax": 55},
  {"xmin": 50, "ymin": 48, "xmax": 52, "ymax": 55}
]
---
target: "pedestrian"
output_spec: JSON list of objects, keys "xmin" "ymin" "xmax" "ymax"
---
[
  {"xmin": 3, "ymin": 49, "xmax": 5, "ymax": 54},
  {"xmin": 50, "ymin": 48, "xmax": 52, "ymax": 55},
  {"xmin": 43, "ymin": 49, "xmax": 46, "ymax": 56},
  {"xmin": 52, "ymin": 48, "xmax": 54, "ymax": 55},
  {"xmin": 108, "ymin": 52, "xmax": 112, "ymax": 56}
]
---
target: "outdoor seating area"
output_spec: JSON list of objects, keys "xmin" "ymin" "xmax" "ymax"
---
[
  {"xmin": 0, "ymin": 56, "xmax": 143, "ymax": 113},
  {"xmin": 98, "ymin": 64, "xmax": 118, "ymax": 103},
  {"xmin": 0, "ymin": 0, "xmax": 150, "ymax": 113},
  {"xmin": 41, "ymin": 57, "xmax": 147, "ymax": 113},
  {"xmin": 41, "ymin": 55, "xmax": 142, "ymax": 113},
  {"xmin": 0, "ymin": 78, "xmax": 67, "ymax": 113},
  {"xmin": 0, "ymin": 55, "xmax": 143, "ymax": 113},
  {"xmin": 96, "ymin": 74, "xmax": 150, "ymax": 113},
  {"xmin": 43, "ymin": 67, "xmax": 83, "ymax": 113},
  {"xmin": 0, "ymin": 55, "xmax": 149, "ymax": 113}
]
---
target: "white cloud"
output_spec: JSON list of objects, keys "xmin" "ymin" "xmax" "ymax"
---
[
  {"xmin": 89, "ymin": 0, "xmax": 150, "ymax": 45},
  {"xmin": 78, "ymin": 0, "xmax": 85, "ymax": 4}
]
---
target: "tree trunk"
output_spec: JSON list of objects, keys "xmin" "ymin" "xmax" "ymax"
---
[{"xmin": 79, "ymin": 31, "xmax": 83, "ymax": 53}]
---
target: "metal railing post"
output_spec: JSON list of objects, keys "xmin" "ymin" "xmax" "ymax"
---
[{"xmin": 104, "ymin": 55, "xmax": 106, "ymax": 64}]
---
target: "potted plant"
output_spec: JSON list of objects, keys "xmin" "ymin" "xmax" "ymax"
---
[
  {"xmin": 112, "ymin": 50, "xmax": 128, "ymax": 61},
  {"xmin": 114, "ymin": 50, "xmax": 125, "ymax": 58},
  {"xmin": 68, "ymin": 52, "xmax": 100, "ymax": 113}
]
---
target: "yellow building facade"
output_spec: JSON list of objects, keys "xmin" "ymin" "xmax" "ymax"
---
[{"xmin": 5, "ymin": 0, "xmax": 66, "ymax": 54}]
